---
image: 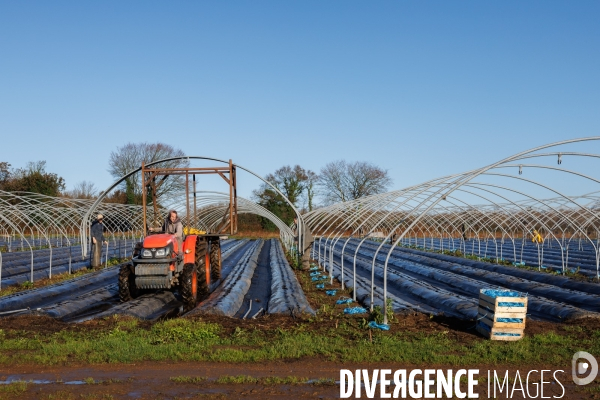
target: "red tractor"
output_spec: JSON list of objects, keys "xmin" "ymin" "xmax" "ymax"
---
[
  {"xmin": 118, "ymin": 161, "xmax": 236, "ymax": 312},
  {"xmin": 119, "ymin": 233, "xmax": 222, "ymax": 311}
]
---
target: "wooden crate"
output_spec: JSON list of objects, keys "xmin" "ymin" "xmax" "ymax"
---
[{"xmin": 476, "ymin": 289, "xmax": 527, "ymax": 341}]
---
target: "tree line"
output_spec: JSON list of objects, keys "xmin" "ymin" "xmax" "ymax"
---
[
  {"xmin": 0, "ymin": 142, "xmax": 187, "ymax": 203},
  {"xmin": 1, "ymin": 142, "xmax": 392, "ymax": 232},
  {"xmin": 0, "ymin": 161, "xmax": 66, "ymax": 197},
  {"xmin": 252, "ymin": 161, "xmax": 392, "ymax": 230}
]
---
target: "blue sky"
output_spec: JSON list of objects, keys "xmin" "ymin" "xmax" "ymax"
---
[{"xmin": 1, "ymin": 1, "xmax": 599, "ymax": 200}]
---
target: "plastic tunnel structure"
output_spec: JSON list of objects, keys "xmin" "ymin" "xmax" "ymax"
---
[{"xmin": 304, "ymin": 137, "xmax": 600, "ymax": 323}]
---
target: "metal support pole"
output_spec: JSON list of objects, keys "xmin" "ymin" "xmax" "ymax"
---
[
  {"xmin": 329, "ymin": 242, "xmax": 334, "ymax": 284},
  {"xmin": 105, "ymin": 241, "xmax": 109, "ymax": 268},
  {"xmin": 49, "ymin": 246, "xmax": 52, "ymax": 279}
]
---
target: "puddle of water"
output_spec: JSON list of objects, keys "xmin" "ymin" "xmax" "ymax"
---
[
  {"xmin": 0, "ymin": 379, "xmax": 86, "ymax": 385},
  {"xmin": 0, "ymin": 379, "xmax": 53, "ymax": 385}
]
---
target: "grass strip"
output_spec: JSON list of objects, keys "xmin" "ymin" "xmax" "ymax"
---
[{"xmin": 0, "ymin": 313, "xmax": 597, "ymax": 367}]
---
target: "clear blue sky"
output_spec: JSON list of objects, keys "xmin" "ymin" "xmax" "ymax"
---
[{"xmin": 1, "ymin": 1, "xmax": 599, "ymax": 200}]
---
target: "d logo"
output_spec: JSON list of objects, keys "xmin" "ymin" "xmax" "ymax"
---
[{"xmin": 572, "ymin": 351, "xmax": 598, "ymax": 385}]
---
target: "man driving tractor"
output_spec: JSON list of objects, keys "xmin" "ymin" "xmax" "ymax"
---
[{"xmin": 163, "ymin": 210, "xmax": 183, "ymax": 252}]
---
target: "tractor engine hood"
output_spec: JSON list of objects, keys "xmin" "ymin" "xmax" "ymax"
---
[{"xmin": 143, "ymin": 234, "xmax": 177, "ymax": 251}]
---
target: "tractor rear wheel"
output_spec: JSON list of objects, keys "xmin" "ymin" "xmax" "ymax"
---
[
  {"xmin": 195, "ymin": 239, "xmax": 210, "ymax": 282},
  {"xmin": 210, "ymin": 239, "xmax": 222, "ymax": 281},
  {"xmin": 181, "ymin": 263, "xmax": 202, "ymax": 312},
  {"xmin": 118, "ymin": 263, "xmax": 138, "ymax": 302}
]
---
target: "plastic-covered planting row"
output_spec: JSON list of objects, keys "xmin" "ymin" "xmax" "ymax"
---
[
  {"xmin": 405, "ymin": 237, "xmax": 599, "ymax": 260},
  {"xmin": 0, "ymin": 239, "xmax": 243, "ymax": 320},
  {"xmin": 0, "ymin": 267, "xmax": 119, "ymax": 314},
  {"xmin": 320, "ymin": 240, "xmax": 599, "ymax": 322},
  {"xmin": 350, "ymin": 240, "xmax": 598, "ymax": 317},
  {"xmin": 0, "ymin": 242, "xmax": 130, "ymax": 288},
  {"xmin": 91, "ymin": 240, "xmax": 253, "ymax": 322},
  {"xmin": 192, "ymin": 240, "xmax": 264, "ymax": 317},
  {"xmin": 371, "ymin": 242, "xmax": 600, "ymax": 297},
  {"xmin": 396, "ymin": 237, "xmax": 599, "ymax": 274},
  {"xmin": 304, "ymin": 138, "xmax": 600, "ymax": 323},
  {"xmin": 317, "ymin": 249, "xmax": 435, "ymax": 316},
  {"xmin": 268, "ymin": 239, "xmax": 314, "ymax": 315},
  {"xmin": 43, "ymin": 239, "xmax": 247, "ymax": 322}
]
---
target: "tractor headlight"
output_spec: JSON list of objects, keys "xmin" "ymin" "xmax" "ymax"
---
[
  {"xmin": 142, "ymin": 249, "xmax": 153, "ymax": 258},
  {"xmin": 155, "ymin": 248, "xmax": 168, "ymax": 257}
]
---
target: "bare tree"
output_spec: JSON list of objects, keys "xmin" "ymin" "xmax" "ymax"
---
[
  {"xmin": 318, "ymin": 160, "xmax": 392, "ymax": 204},
  {"xmin": 304, "ymin": 170, "xmax": 318, "ymax": 212},
  {"xmin": 108, "ymin": 142, "xmax": 189, "ymax": 205},
  {"xmin": 66, "ymin": 181, "xmax": 98, "ymax": 199}
]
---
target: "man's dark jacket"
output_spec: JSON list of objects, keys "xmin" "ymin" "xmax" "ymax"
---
[{"xmin": 91, "ymin": 221, "xmax": 105, "ymax": 242}]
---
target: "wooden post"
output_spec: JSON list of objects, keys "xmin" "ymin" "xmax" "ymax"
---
[
  {"xmin": 229, "ymin": 159, "xmax": 234, "ymax": 235},
  {"xmin": 186, "ymin": 172, "xmax": 190, "ymax": 229},
  {"xmin": 232, "ymin": 165, "xmax": 237, "ymax": 234}
]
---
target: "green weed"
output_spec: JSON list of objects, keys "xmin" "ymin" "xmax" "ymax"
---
[
  {"xmin": 170, "ymin": 376, "xmax": 207, "ymax": 384},
  {"xmin": 0, "ymin": 381, "xmax": 27, "ymax": 396},
  {"xmin": 261, "ymin": 376, "xmax": 307, "ymax": 385},
  {"xmin": 215, "ymin": 375, "xmax": 258, "ymax": 384},
  {"xmin": 310, "ymin": 378, "xmax": 336, "ymax": 386}
]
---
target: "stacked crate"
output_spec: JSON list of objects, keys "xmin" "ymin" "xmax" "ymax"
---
[{"xmin": 476, "ymin": 289, "xmax": 527, "ymax": 341}]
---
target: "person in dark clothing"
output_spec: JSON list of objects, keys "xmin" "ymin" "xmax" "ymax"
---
[{"xmin": 90, "ymin": 214, "xmax": 107, "ymax": 268}]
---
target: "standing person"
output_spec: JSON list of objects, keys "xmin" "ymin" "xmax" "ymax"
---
[
  {"xmin": 163, "ymin": 210, "xmax": 184, "ymax": 254},
  {"xmin": 90, "ymin": 214, "xmax": 108, "ymax": 268},
  {"xmin": 294, "ymin": 217, "xmax": 314, "ymax": 271}
]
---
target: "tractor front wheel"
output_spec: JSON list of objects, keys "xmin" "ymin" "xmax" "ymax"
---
[{"xmin": 118, "ymin": 263, "xmax": 138, "ymax": 302}]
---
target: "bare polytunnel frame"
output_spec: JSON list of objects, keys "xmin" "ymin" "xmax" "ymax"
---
[
  {"xmin": 306, "ymin": 137, "xmax": 600, "ymax": 324},
  {"xmin": 0, "ymin": 191, "xmax": 152, "ymax": 288},
  {"xmin": 81, "ymin": 156, "xmax": 305, "ymax": 258}
]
